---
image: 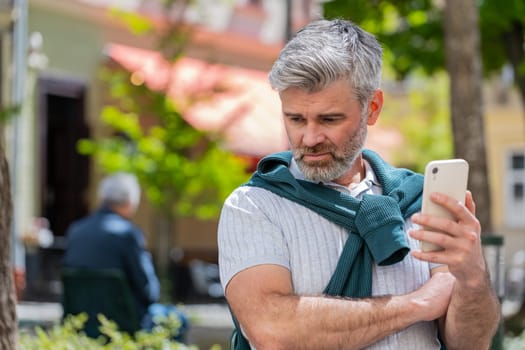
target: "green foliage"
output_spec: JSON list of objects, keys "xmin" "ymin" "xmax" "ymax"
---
[
  {"xmin": 110, "ymin": 1, "xmax": 193, "ymax": 60},
  {"xmin": 324, "ymin": 0, "xmax": 443, "ymax": 80},
  {"xmin": 324, "ymin": 0, "xmax": 525, "ymax": 79},
  {"xmin": 18, "ymin": 313, "xmax": 213, "ymax": 349},
  {"xmin": 78, "ymin": 67, "xmax": 250, "ymax": 219},
  {"xmin": 505, "ymin": 329, "xmax": 525, "ymax": 350},
  {"xmin": 381, "ymin": 73, "xmax": 453, "ymax": 172},
  {"xmin": 108, "ymin": 8, "xmax": 155, "ymax": 35},
  {"xmin": 0, "ymin": 104, "xmax": 21, "ymax": 123},
  {"xmin": 479, "ymin": 0, "xmax": 525, "ymax": 75}
]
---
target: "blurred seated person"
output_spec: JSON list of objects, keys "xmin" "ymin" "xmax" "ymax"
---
[{"xmin": 62, "ymin": 172, "xmax": 188, "ymax": 340}]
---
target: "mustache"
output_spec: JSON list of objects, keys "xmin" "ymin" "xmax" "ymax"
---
[{"xmin": 297, "ymin": 144, "xmax": 335, "ymax": 155}]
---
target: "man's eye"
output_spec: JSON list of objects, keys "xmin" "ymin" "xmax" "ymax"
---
[
  {"xmin": 289, "ymin": 116, "xmax": 304, "ymax": 123},
  {"xmin": 322, "ymin": 117, "xmax": 339, "ymax": 123}
]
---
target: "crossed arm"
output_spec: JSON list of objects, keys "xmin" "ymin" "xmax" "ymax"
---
[{"xmin": 226, "ymin": 264, "xmax": 454, "ymax": 350}]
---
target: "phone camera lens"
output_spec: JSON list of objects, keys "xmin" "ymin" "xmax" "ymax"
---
[{"xmin": 432, "ymin": 167, "xmax": 438, "ymax": 174}]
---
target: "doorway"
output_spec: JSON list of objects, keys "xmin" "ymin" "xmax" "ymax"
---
[
  {"xmin": 25, "ymin": 75, "xmax": 91, "ymax": 301},
  {"xmin": 38, "ymin": 76, "xmax": 90, "ymax": 237}
]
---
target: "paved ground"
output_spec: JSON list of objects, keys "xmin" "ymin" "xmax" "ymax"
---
[
  {"xmin": 184, "ymin": 303, "xmax": 234, "ymax": 349},
  {"xmin": 17, "ymin": 301, "xmax": 234, "ymax": 349}
]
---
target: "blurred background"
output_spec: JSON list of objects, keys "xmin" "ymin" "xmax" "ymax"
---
[{"xmin": 1, "ymin": 0, "xmax": 525, "ymax": 348}]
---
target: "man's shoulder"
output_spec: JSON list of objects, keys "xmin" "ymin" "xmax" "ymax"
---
[
  {"xmin": 69, "ymin": 211, "xmax": 142, "ymax": 237},
  {"xmin": 226, "ymin": 185, "xmax": 287, "ymax": 206},
  {"xmin": 66, "ymin": 212, "xmax": 98, "ymax": 235},
  {"xmin": 101, "ymin": 214, "xmax": 142, "ymax": 236}
]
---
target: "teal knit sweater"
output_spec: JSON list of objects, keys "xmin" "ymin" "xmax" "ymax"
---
[{"xmin": 245, "ymin": 149, "xmax": 423, "ymax": 297}]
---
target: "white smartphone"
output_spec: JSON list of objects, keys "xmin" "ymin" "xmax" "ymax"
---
[{"xmin": 420, "ymin": 159, "xmax": 469, "ymax": 252}]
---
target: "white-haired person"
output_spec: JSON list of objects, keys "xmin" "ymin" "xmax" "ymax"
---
[{"xmin": 63, "ymin": 172, "xmax": 188, "ymax": 340}]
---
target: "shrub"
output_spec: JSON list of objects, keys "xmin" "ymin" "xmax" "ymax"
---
[
  {"xmin": 505, "ymin": 329, "xmax": 525, "ymax": 350},
  {"xmin": 19, "ymin": 313, "xmax": 221, "ymax": 350}
]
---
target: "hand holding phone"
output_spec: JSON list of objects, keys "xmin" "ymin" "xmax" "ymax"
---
[{"xmin": 420, "ymin": 159, "xmax": 469, "ymax": 252}]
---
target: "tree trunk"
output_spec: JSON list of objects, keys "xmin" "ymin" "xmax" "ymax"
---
[
  {"xmin": 444, "ymin": 0, "xmax": 493, "ymax": 234},
  {"xmin": 151, "ymin": 209, "xmax": 177, "ymax": 301},
  {"xmin": 0, "ymin": 139, "xmax": 16, "ymax": 350}
]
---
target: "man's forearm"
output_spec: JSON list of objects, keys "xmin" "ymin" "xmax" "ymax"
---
[
  {"xmin": 244, "ymin": 293, "xmax": 423, "ymax": 350},
  {"xmin": 442, "ymin": 274, "xmax": 501, "ymax": 350},
  {"xmin": 231, "ymin": 270, "xmax": 454, "ymax": 350}
]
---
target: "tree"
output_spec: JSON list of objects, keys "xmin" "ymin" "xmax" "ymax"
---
[
  {"xmin": 77, "ymin": 3, "xmax": 251, "ymax": 289},
  {"xmin": 0, "ymin": 137, "xmax": 15, "ymax": 349},
  {"xmin": 443, "ymin": 0, "xmax": 492, "ymax": 232},
  {"xmin": 323, "ymin": 0, "xmax": 493, "ymax": 232},
  {"xmin": 479, "ymin": 0, "xmax": 525, "ymax": 114},
  {"xmin": 79, "ymin": 65, "xmax": 250, "ymax": 286}
]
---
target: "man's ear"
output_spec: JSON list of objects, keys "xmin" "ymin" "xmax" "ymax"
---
[{"xmin": 367, "ymin": 89, "xmax": 383, "ymax": 126}]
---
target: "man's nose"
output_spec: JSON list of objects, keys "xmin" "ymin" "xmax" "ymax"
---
[{"xmin": 302, "ymin": 124, "xmax": 324, "ymax": 147}]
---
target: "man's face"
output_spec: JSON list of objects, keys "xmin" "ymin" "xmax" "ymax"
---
[{"xmin": 280, "ymin": 79, "xmax": 381, "ymax": 183}]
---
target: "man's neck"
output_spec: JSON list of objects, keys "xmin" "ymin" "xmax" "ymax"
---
[
  {"xmin": 332, "ymin": 154, "xmax": 366, "ymax": 187},
  {"xmin": 109, "ymin": 204, "xmax": 132, "ymax": 219}
]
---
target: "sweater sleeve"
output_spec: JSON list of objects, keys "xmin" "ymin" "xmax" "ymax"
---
[{"xmin": 139, "ymin": 250, "xmax": 161, "ymax": 302}]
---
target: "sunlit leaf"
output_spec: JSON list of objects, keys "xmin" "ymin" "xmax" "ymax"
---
[{"xmin": 108, "ymin": 8, "xmax": 154, "ymax": 35}]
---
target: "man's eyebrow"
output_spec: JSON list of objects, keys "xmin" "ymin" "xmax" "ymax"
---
[
  {"xmin": 319, "ymin": 112, "xmax": 345, "ymax": 116},
  {"xmin": 283, "ymin": 111, "xmax": 302, "ymax": 117},
  {"xmin": 283, "ymin": 112, "xmax": 346, "ymax": 117}
]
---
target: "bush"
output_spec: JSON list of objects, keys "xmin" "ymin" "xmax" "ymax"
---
[
  {"xmin": 505, "ymin": 329, "xmax": 525, "ymax": 350},
  {"xmin": 19, "ymin": 313, "xmax": 221, "ymax": 350}
]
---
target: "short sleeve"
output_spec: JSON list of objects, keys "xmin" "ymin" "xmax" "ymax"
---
[{"xmin": 218, "ymin": 187, "xmax": 291, "ymax": 290}]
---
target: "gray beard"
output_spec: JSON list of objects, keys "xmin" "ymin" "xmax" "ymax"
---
[
  {"xmin": 295, "ymin": 145, "xmax": 362, "ymax": 183},
  {"xmin": 294, "ymin": 119, "xmax": 368, "ymax": 183}
]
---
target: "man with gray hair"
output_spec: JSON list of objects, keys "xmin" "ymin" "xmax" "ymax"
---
[
  {"xmin": 63, "ymin": 172, "xmax": 187, "ymax": 339},
  {"xmin": 218, "ymin": 19, "xmax": 499, "ymax": 349},
  {"xmin": 97, "ymin": 172, "xmax": 142, "ymax": 215}
]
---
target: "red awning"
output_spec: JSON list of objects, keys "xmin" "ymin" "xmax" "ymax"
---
[{"xmin": 104, "ymin": 43, "xmax": 289, "ymax": 157}]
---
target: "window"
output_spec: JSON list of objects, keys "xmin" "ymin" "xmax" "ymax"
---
[
  {"xmin": 514, "ymin": 183, "xmax": 524, "ymax": 201},
  {"xmin": 512, "ymin": 154, "xmax": 525, "ymax": 170},
  {"xmin": 506, "ymin": 150, "xmax": 525, "ymax": 227}
]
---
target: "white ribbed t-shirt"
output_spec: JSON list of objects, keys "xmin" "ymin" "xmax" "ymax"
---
[{"xmin": 218, "ymin": 160, "xmax": 441, "ymax": 349}]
